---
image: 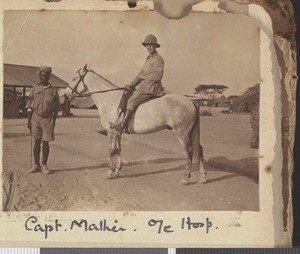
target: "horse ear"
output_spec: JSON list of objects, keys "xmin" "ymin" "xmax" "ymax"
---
[{"xmin": 83, "ymin": 64, "xmax": 87, "ymax": 70}]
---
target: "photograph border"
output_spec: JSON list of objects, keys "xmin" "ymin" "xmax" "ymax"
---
[{"xmin": 0, "ymin": 0, "xmax": 293, "ymax": 247}]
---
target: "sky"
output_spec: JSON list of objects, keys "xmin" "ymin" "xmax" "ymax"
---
[{"xmin": 3, "ymin": 10, "xmax": 260, "ymax": 96}]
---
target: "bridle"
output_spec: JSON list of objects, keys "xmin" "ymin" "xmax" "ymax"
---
[
  {"xmin": 68, "ymin": 69, "xmax": 90, "ymax": 99},
  {"xmin": 67, "ymin": 68, "xmax": 127, "ymax": 101}
]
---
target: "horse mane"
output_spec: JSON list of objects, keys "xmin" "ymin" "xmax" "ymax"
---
[{"xmin": 89, "ymin": 69, "xmax": 118, "ymax": 88}]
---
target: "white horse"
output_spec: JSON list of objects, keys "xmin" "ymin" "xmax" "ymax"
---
[{"xmin": 65, "ymin": 65, "xmax": 206, "ymax": 185}]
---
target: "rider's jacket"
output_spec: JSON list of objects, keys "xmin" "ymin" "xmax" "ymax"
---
[{"xmin": 129, "ymin": 51, "xmax": 165, "ymax": 97}]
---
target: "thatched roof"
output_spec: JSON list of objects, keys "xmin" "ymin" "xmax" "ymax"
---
[
  {"xmin": 231, "ymin": 84, "xmax": 259, "ymax": 112},
  {"xmin": 4, "ymin": 63, "xmax": 68, "ymax": 88}
]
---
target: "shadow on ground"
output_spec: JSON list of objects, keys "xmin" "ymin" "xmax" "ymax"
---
[
  {"xmin": 207, "ymin": 156, "xmax": 259, "ymax": 183},
  {"xmin": 3, "ymin": 133, "xmax": 30, "ymax": 139},
  {"xmin": 51, "ymin": 156, "xmax": 258, "ymax": 183},
  {"xmin": 51, "ymin": 157, "xmax": 185, "ymax": 173},
  {"xmin": 62, "ymin": 115, "xmax": 99, "ymax": 119}
]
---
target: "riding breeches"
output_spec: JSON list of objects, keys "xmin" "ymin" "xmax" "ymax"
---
[{"xmin": 126, "ymin": 91, "xmax": 154, "ymax": 111}]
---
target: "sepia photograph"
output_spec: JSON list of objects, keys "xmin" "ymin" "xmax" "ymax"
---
[
  {"xmin": 0, "ymin": 0, "xmax": 296, "ymax": 247},
  {"xmin": 2, "ymin": 10, "xmax": 261, "ymax": 212}
]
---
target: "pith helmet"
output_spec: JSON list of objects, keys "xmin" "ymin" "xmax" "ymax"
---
[
  {"xmin": 39, "ymin": 66, "xmax": 52, "ymax": 74},
  {"xmin": 142, "ymin": 34, "xmax": 160, "ymax": 48}
]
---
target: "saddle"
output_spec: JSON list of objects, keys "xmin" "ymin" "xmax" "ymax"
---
[
  {"xmin": 114, "ymin": 90, "xmax": 161, "ymax": 134},
  {"xmin": 111, "ymin": 90, "xmax": 134, "ymax": 134}
]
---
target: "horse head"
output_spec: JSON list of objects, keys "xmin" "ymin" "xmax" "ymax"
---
[{"xmin": 65, "ymin": 64, "xmax": 90, "ymax": 101}]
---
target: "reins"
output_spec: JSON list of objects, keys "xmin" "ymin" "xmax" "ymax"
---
[
  {"xmin": 68, "ymin": 86, "xmax": 126, "ymax": 98},
  {"xmin": 68, "ymin": 68, "xmax": 127, "ymax": 98}
]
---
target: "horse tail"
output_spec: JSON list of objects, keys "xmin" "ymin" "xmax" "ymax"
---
[{"xmin": 191, "ymin": 102, "xmax": 201, "ymax": 163}]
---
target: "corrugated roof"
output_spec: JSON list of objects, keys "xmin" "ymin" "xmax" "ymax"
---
[{"xmin": 3, "ymin": 63, "xmax": 68, "ymax": 88}]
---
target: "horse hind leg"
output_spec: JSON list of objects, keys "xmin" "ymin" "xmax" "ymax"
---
[
  {"xmin": 177, "ymin": 133, "xmax": 193, "ymax": 186},
  {"xmin": 198, "ymin": 144, "xmax": 207, "ymax": 184}
]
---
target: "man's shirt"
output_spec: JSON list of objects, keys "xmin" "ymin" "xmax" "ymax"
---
[{"xmin": 27, "ymin": 83, "xmax": 61, "ymax": 118}]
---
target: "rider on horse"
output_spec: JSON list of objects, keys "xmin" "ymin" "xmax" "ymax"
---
[{"xmin": 115, "ymin": 34, "xmax": 165, "ymax": 133}]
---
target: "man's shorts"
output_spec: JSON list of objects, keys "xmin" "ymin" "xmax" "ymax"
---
[
  {"xmin": 31, "ymin": 113, "xmax": 55, "ymax": 141},
  {"xmin": 127, "ymin": 91, "xmax": 154, "ymax": 111}
]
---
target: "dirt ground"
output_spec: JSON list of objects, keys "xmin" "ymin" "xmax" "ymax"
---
[{"xmin": 2, "ymin": 107, "xmax": 259, "ymax": 211}]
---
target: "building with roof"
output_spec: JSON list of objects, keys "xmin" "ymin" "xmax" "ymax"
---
[
  {"xmin": 213, "ymin": 95, "xmax": 231, "ymax": 108},
  {"xmin": 3, "ymin": 63, "xmax": 68, "ymax": 118}
]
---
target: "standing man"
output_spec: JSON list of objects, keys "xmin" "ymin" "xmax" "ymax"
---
[
  {"xmin": 116, "ymin": 34, "xmax": 165, "ymax": 133},
  {"xmin": 27, "ymin": 66, "xmax": 61, "ymax": 174}
]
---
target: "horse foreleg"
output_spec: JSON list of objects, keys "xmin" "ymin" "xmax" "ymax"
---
[
  {"xmin": 106, "ymin": 129, "xmax": 122, "ymax": 179},
  {"xmin": 106, "ymin": 130, "xmax": 117, "ymax": 179},
  {"xmin": 113, "ymin": 134, "xmax": 122, "ymax": 177},
  {"xmin": 105, "ymin": 148, "xmax": 116, "ymax": 179}
]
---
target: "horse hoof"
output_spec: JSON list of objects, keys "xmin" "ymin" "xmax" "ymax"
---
[
  {"xmin": 179, "ymin": 179, "xmax": 189, "ymax": 186},
  {"xmin": 104, "ymin": 170, "xmax": 114, "ymax": 179},
  {"xmin": 198, "ymin": 178, "xmax": 207, "ymax": 184},
  {"xmin": 111, "ymin": 172, "xmax": 119, "ymax": 179}
]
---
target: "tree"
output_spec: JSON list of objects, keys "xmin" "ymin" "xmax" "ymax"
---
[
  {"xmin": 228, "ymin": 95, "xmax": 238, "ymax": 101},
  {"xmin": 194, "ymin": 84, "xmax": 228, "ymax": 110}
]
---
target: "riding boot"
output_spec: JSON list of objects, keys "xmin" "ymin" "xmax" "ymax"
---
[{"xmin": 116, "ymin": 110, "xmax": 134, "ymax": 134}]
